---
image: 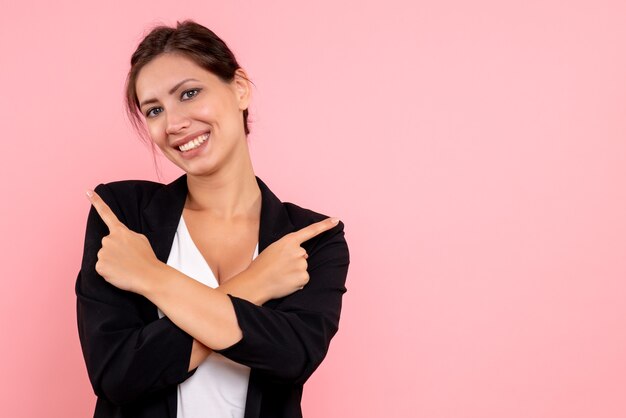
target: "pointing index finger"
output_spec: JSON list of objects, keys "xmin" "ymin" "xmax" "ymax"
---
[
  {"xmin": 291, "ymin": 217, "xmax": 340, "ymax": 244},
  {"xmin": 85, "ymin": 189, "xmax": 124, "ymax": 230}
]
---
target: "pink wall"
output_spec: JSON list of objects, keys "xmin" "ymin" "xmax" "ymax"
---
[{"xmin": 1, "ymin": 0, "xmax": 625, "ymax": 417}]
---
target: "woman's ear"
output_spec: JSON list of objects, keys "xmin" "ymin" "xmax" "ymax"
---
[{"xmin": 233, "ymin": 67, "xmax": 251, "ymax": 111}]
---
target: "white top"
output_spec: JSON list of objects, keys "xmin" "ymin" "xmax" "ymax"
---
[{"xmin": 157, "ymin": 214, "xmax": 258, "ymax": 418}]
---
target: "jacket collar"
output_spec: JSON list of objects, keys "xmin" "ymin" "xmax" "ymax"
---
[{"xmin": 141, "ymin": 173, "xmax": 295, "ymax": 263}]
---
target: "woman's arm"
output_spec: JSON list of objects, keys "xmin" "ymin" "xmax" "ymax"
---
[
  {"xmin": 138, "ymin": 216, "xmax": 340, "ymax": 357},
  {"xmin": 140, "ymin": 219, "xmax": 349, "ymax": 386},
  {"xmin": 214, "ymin": 222, "xmax": 349, "ymax": 385},
  {"xmin": 77, "ymin": 184, "xmax": 195, "ymax": 406},
  {"xmin": 140, "ymin": 263, "xmax": 245, "ymax": 350},
  {"xmin": 183, "ymin": 268, "xmax": 273, "ymax": 371},
  {"xmin": 76, "ymin": 249, "xmax": 193, "ymax": 406},
  {"xmin": 77, "ymin": 247, "xmax": 275, "ymax": 402}
]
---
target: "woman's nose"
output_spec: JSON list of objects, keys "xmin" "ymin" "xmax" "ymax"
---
[{"xmin": 165, "ymin": 109, "xmax": 191, "ymax": 135}]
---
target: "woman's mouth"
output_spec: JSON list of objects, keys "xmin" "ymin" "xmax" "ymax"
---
[
  {"xmin": 178, "ymin": 132, "xmax": 210, "ymax": 151},
  {"xmin": 175, "ymin": 132, "xmax": 211, "ymax": 159}
]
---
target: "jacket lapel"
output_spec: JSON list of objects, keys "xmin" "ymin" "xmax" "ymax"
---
[{"xmin": 141, "ymin": 172, "xmax": 296, "ymax": 265}]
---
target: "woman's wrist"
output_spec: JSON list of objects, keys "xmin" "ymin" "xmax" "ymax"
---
[
  {"xmin": 217, "ymin": 268, "xmax": 269, "ymax": 306},
  {"xmin": 136, "ymin": 260, "xmax": 171, "ymax": 297}
]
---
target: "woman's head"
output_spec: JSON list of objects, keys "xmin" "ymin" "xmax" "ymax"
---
[{"xmin": 125, "ymin": 20, "xmax": 254, "ymax": 176}]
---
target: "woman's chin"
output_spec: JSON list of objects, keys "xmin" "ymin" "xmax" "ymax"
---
[{"xmin": 178, "ymin": 159, "xmax": 221, "ymax": 177}]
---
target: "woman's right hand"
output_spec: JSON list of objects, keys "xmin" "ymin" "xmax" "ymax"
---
[{"xmin": 246, "ymin": 216, "xmax": 340, "ymax": 301}]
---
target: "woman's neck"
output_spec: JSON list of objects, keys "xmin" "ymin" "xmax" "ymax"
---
[{"xmin": 184, "ymin": 161, "xmax": 261, "ymax": 221}]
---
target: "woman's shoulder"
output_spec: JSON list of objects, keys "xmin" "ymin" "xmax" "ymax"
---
[
  {"xmin": 95, "ymin": 178, "xmax": 164, "ymax": 194},
  {"xmin": 91, "ymin": 179, "xmax": 166, "ymax": 225},
  {"xmin": 282, "ymin": 201, "xmax": 333, "ymax": 227},
  {"xmin": 257, "ymin": 175, "xmax": 347, "ymax": 238},
  {"xmin": 282, "ymin": 201, "xmax": 348, "ymax": 253},
  {"xmin": 94, "ymin": 178, "xmax": 164, "ymax": 206}
]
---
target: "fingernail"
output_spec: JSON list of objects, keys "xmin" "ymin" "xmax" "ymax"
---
[
  {"xmin": 85, "ymin": 189, "xmax": 93, "ymax": 199},
  {"xmin": 329, "ymin": 217, "xmax": 340, "ymax": 224}
]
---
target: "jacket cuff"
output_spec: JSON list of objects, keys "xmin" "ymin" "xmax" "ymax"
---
[
  {"xmin": 214, "ymin": 294, "xmax": 256, "ymax": 356},
  {"xmin": 159, "ymin": 315, "xmax": 197, "ymax": 380}
]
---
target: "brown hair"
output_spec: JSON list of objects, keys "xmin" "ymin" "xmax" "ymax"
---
[{"xmin": 124, "ymin": 20, "xmax": 254, "ymax": 174}]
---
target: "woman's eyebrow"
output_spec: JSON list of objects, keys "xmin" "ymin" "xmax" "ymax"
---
[{"xmin": 139, "ymin": 78, "xmax": 200, "ymax": 108}]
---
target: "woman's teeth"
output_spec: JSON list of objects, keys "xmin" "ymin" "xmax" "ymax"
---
[{"xmin": 179, "ymin": 133, "xmax": 210, "ymax": 152}]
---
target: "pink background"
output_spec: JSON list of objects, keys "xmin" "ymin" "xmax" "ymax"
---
[{"xmin": 1, "ymin": 1, "xmax": 625, "ymax": 417}]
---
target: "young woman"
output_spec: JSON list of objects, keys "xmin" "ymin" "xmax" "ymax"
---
[{"xmin": 76, "ymin": 20, "xmax": 350, "ymax": 418}]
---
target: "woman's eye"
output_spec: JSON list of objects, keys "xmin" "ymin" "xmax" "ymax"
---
[
  {"xmin": 182, "ymin": 88, "xmax": 201, "ymax": 100},
  {"xmin": 145, "ymin": 88, "xmax": 201, "ymax": 118},
  {"xmin": 146, "ymin": 107, "xmax": 162, "ymax": 118}
]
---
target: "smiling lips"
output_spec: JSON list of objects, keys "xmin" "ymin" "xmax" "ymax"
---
[{"xmin": 178, "ymin": 132, "xmax": 210, "ymax": 152}]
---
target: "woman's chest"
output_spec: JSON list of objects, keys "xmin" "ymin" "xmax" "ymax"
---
[{"xmin": 182, "ymin": 210, "xmax": 259, "ymax": 285}]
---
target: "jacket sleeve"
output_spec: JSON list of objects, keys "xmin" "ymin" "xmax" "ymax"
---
[
  {"xmin": 213, "ymin": 220, "xmax": 350, "ymax": 386},
  {"xmin": 75, "ymin": 183, "xmax": 196, "ymax": 406}
]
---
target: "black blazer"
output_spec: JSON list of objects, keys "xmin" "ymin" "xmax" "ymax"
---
[{"xmin": 75, "ymin": 173, "xmax": 350, "ymax": 418}]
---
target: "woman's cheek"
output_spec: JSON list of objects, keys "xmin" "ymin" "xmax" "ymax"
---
[{"xmin": 147, "ymin": 123, "xmax": 166, "ymax": 147}]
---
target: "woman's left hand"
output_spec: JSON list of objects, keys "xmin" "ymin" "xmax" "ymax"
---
[{"xmin": 85, "ymin": 189, "xmax": 162, "ymax": 294}]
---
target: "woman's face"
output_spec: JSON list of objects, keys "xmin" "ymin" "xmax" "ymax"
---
[{"xmin": 135, "ymin": 52, "xmax": 250, "ymax": 176}]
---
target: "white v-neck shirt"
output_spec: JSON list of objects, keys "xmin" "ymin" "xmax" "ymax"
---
[{"xmin": 157, "ymin": 214, "xmax": 258, "ymax": 418}]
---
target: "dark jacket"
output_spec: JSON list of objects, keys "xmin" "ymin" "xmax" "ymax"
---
[{"xmin": 75, "ymin": 173, "xmax": 350, "ymax": 418}]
